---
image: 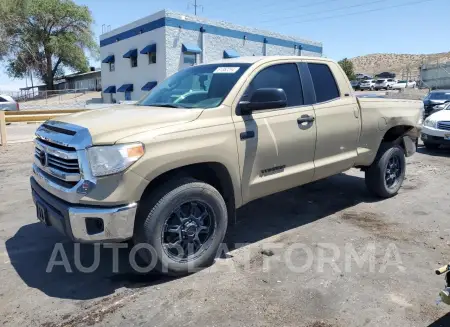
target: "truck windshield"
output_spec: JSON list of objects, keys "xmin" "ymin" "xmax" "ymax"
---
[
  {"xmin": 425, "ymin": 92, "xmax": 450, "ymax": 101},
  {"xmin": 137, "ymin": 63, "xmax": 251, "ymax": 109}
]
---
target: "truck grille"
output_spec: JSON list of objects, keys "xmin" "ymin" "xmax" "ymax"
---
[
  {"xmin": 437, "ymin": 121, "xmax": 450, "ymax": 131},
  {"xmin": 34, "ymin": 138, "xmax": 81, "ymax": 184}
]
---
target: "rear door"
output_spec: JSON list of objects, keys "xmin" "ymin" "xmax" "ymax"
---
[
  {"xmin": 304, "ymin": 61, "xmax": 361, "ymax": 181},
  {"xmin": 232, "ymin": 62, "xmax": 317, "ymax": 204}
]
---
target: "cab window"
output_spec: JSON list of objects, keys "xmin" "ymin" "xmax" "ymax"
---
[
  {"xmin": 244, "ymin": 63, "xmax": 304, "ymax": 107},
  {"xmin": 308, "ymin": 63, "xmax": 340, "ymax": 103}
]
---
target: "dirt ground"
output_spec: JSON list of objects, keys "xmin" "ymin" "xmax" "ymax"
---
[{"xmin": 1, "ymin": 142, "xmax": 450, "ymax": 327}]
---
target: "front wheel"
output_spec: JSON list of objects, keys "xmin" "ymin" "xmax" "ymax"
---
[
  {"xmin": 133, "ymin": 178, "xmax": 228, "ymax": 275},
  {"xmin": 365, "ymin": 144, "xmax": 406, "ymax": 198}
]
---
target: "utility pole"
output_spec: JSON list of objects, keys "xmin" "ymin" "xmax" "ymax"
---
[{"xmin": 188, "ymin": 0, "xmax": 203, "ymax": 15}]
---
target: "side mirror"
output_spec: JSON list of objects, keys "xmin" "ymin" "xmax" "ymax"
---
[{"xmin": 239, "ymin": 88, "xmax": 287, "ymax": 114}]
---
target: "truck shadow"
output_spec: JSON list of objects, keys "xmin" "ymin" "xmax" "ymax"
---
[
  {"xmin": 227, "ymin": 172, "xmax": 378, "ymax": 248},
  {"xmin": 417, "ymin": 146, "xmax": 450, "ymax": 158},
  {"xmin": 428, "ymin": 312, "xmax": 450, "ymax": 327},
  {"xmin": 6, "ymin": 172, "xmax": 379, "ymax": 300}
]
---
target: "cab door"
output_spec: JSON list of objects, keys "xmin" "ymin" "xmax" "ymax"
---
[
  {"xmin": 232, "ymin": 62, "xmax": 317, "ymax": 204},
  {"xmin": 303, "ymin": 61, "xmax": 361, "ymax": 181}
]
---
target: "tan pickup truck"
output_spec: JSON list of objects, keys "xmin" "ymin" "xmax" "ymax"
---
[{"xmin": 30, "ymin": 56, "xmax": 423, "ymax": 274}]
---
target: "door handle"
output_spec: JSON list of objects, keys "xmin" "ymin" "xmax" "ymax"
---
[
  {"xmin": 240, "ymin": 131, "xmax": 255, "ymax": 140},
  {"xmin": 297, "ymin": 115, "xmax": 315, "ymax": 124}
]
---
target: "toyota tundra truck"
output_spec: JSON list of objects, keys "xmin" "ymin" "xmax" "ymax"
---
[{"xmin": 30, "ymin": 56, "xmax": 423, "ymax": 275}]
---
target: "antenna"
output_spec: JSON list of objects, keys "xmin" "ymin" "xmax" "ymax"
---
[{"xmin": 188, "ymin": 0, "xmax": 203, "ymax": 15}]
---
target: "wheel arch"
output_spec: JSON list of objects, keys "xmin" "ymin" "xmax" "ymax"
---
[{"xmin": 139, "ymin": 162, "xmax": 239, "ymax": 223}]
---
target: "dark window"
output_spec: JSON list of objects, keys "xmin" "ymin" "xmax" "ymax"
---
[
  {"xmin": 149, "ymin": 52, "xmax": 156, "ymax": 64},
  {"xmin": 184, "ymin": 53, "xmax": 196, "ymax": 65},
  {"xmin": 245, "ymin": 63, "xmax": 303, "ymax": 107},
  {"xmin": 0, "ymin": 97, "xmax": 6, "ymax": 102},
  {"xmin": 125, "ymin": 91, "xmax": 131, "ymax": 101},
  {"xmin": 131, "ymin": 57, "xmax": 138, "ymax": 68},
  {"xmin": 109, "ymin": 62, "xmax": 115, "ymax": 72},
  {"xmin": 308, "ymin": 63, "xmax": 340, "ymax": 103}
]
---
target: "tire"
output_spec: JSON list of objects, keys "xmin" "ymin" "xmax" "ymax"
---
[
  {"xmin": 365, "ymin": 144, "xmax": 406, "ymax": 198},
  {"xmin": 133, "ymin": 177, "xmax": 228, "ymax": 275},
  {"xmin": 424, "ymin": 142, "xmax": 440, "ymax": 150}
]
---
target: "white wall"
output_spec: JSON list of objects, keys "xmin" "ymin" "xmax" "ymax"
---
[
  {"xmin": 100, "ymin": 28, "xmax": 167, "ymax": 103},
  {"xmin": 164, "ymin": 27, "xmax": 321, "ymax": 78}
]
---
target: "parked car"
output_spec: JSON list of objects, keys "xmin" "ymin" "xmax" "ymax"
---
[
  {"xmin": 0, "ymin": 94, "xmax": 19, "ymax": 111},
  {"xmin": 374, "ymin": 78, "xmax": 397, "ymax": 90},
  {"xmin": 359, "ymin": 79, "xmax": 376, "ymax": 90},
  {"xmin": 423, "ymin": 90, "xmax": 450, "ymax": 118},
  {"xmin": 421, "ymin": 104, "xmax": 450, "ymax": 149},
  {"xmin": 392, "ymin": 80, "xmax": 417, "ymax": 89},
  {"xmin": 30, "ymin": 56, "xmax": 423, "ymax": 275},
  {"xmin": 350, "ymin": 80, "xmax": 361, "ymax": 90}
]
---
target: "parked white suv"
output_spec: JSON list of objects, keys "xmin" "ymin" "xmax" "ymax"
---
[
  {"xmin": 359, "ymin": 79, "xmax": 376, "ymax": 90},
  {"xmin": 0, "ymin": 95, "xmax": 19, "ymax": 111},
  {"xmin": 421, "ymin": 105, "xmax": 450, "ymax": 149},
  {"xmin": 374, "ymin": 78, "xmax": 397, "ymax": 90}
]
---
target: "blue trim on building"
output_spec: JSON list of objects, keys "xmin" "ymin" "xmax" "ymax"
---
[
  {"xmin": 140, "ymin": 43, "xmax": 157, "ymax": 54},
  {"xmin": 182, "ymin": 43, "xmax": 202, "ymax": 54},
  {"xmin": 100, "ymin": 16, "xmax": 322, "ymax": 54},
  {"xmin": 104, "ymin": 86, "xmax": 116, "ymax": 93},
  {"xmin": 117, "ymin": 84, "xmax": 133, "ymax": 92},
  {"xmin": 123, "ymin": 49, "xmax": 138, "ymax": 58},
  {"xmin": 102, "ymin": 55, "xmax": 115, "ymax": 63},
  {"xmin": 142, "ymin": 81, "xmax": 158, "ymax": 91},
  {"xmin": 224, "ymin": 49, "xmax": 240, "ymax": 58}
]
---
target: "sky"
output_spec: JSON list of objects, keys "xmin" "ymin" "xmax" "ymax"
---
[{"xmin": 1, "ymin": 0, "xmax": 449, "ymax": 91}]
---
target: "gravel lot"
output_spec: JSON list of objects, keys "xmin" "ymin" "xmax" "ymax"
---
[{"xmin": 1, "ymin": 142, "xmax": 450, "ymax": 327}]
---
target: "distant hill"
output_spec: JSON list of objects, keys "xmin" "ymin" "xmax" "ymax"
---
[{"xmin": 350, "ymin": 52, "xmax": 450, "ymax": 79}]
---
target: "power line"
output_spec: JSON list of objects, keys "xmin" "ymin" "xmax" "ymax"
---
[
  {"xmin": 204, "ymin": 0, "xmax": 340, "ymax": 18},
  {"xmin": 256, "ymin": 0, "xmax": 341, "ymax": 16},
  {"xmin": 270, "ymin": 0, "xmax": 439, "ymax": 26},
  {"xmin": 258, "ymin": 0, "xmax": 389, "ymax": 24}
]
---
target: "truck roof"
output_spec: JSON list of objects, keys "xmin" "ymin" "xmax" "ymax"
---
[{"xmin": 206, "ymin": 55, "xmax": 333, "ymax": 65}]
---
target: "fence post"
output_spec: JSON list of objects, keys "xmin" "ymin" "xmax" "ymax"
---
[{"xmin": 0, "ymin": 111, "xmax": 6, "ymax": 146}]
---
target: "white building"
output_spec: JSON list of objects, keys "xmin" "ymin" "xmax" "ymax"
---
[{"xmin": 100, "ymin": 10, "xmax": 323, "ymax": 103}]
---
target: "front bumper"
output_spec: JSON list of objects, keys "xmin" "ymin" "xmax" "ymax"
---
[
  {"xmin": 31, "ymin": 177, "xmax": 137, "ymax": 243},
  {"xmin": 421, "ymin": 133, "xmax": 450, "ymax": 145}
]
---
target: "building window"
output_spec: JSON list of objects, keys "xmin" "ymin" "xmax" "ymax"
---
[
  {"xmin": 131, "ymin": 56, "xmax": 138, "ymax": 68},
  {"xmin": 149, "ymin": 52, "xmax": 156, "ymax": 64},
  {"xmin": 125, "ymin": 91, "xmax": 131, "ymax": 101},
  {"xmin": 183, "ymin": 53, "xmax": 196, "ymax": 65},
  {"xmin": 109, "ymin": 62, "xmax": 115, "ymax": 72}
]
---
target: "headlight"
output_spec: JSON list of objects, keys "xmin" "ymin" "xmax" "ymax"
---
[
  {"xmin": 423, "ymin": 118, "xmax": 437, "ymax": 128},
  {"xmin": 87, "ymin": 143, "xmax": 145, "ymax": 177},
  {"xmin": 434, "ymin": 104, "xmax": 446, "ymax": 110}
]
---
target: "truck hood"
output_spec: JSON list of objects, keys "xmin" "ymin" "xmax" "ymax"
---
[
  {"xmin": 424, "ymin": 99, "xmax": 448, "ymax": 105},
  {"xmin": 54, "ymin": 105, "xmax": 203, "ymax": 144},
  {"xmin": 428, "ymin": 109, "xmax": 450, "ymax": 121}
]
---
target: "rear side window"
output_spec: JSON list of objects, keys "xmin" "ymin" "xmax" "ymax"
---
[
  {"xmin": 246, "ymin": 63, "xmax": 303, "ymax": 107},
  {"xmin": 308, "ymin": 63, "xmax": 340, "ymax": 103},
  {"xmin": 0, "ymin": 97, "xmax": 7, "ymax": 102}
]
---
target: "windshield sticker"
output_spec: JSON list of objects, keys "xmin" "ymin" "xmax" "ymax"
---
[{"xmin": 213, "ymin": 67, "xmax": 240, "ymax": 74}]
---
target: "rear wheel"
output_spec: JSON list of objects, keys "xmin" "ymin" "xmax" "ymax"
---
[
  {"xmin": 365, "ymin": 144, "xmax": 406, "ymax": 198},
  {"xmin": 424, "ymin": 142, "xmax": 440, "ymax": 150},
  {"xmin": 133, "ymin": 177, "xmax": 228, "ymax": 275}
]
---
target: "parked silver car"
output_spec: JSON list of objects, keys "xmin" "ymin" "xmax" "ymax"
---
[{"xmin": 0, "ymin": 95, "xmax": 19, "ymax": 111}]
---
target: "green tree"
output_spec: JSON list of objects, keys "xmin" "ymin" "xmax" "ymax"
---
[
  {"xmin": 0, "ymin": 0, "xmax": 98, "ymax": 90},
  {"xmin": 338, "ymin": 58, "xmax": 356, "ymax": 81}
]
